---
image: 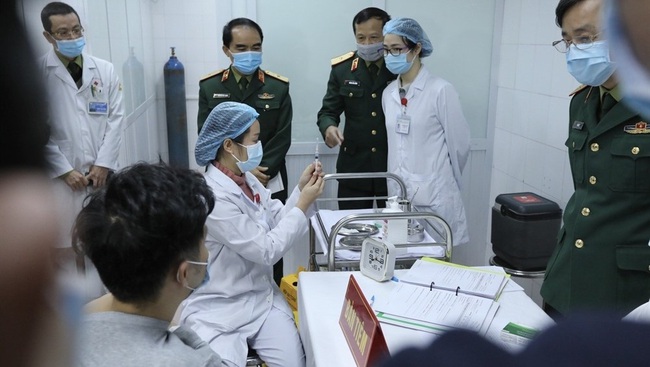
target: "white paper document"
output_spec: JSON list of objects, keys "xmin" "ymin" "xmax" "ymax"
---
[
  {"xmin": 267, "ymin": 174, "xmax": 284, "ymax": 194},
  {"xmin": 399, "ymin": 258, "xmax": 510, "ymax": 300},
  {"xmin": 373, "ymin": 282, "xmax": 499, "ymax": 334}
]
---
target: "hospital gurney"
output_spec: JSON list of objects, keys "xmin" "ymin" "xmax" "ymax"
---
[{"xmin": 309, "ymin": 173, "xmax": 453, "ymax": 271}]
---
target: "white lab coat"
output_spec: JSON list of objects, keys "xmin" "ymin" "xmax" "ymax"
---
[
  {"xmin": 382, "ymin": 66, "xmax": 470, "ymax": 246},
  {"xmin": 180, "ymin": 164, "xmax": 315, "ymax": 366},
  {"xmin": 39, "ymin": 49, "xmax": 123, "ymax": 249}
]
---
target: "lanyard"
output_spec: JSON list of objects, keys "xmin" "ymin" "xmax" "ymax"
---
[{"xmin": 399, "ymin": 87, "xmax": 408, "ymax": 115}]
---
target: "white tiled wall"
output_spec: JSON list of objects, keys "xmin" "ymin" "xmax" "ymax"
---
[{"xmin": 490, "ymin": 0, "xmax": 578, "ymax": 306}]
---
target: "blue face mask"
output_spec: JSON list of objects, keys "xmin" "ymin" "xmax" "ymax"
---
[
  {"xmin": 232, "ymin": 51, "xmax": 262, "ymax": 75},
  {"xmin": 56, "ymin": 36, "xmax": 86, "ymax": 58},
  {"xmin": 384, "ymin": 50, "xmax": 413, "ymax": 75},
  {"xmin": 566, "ymin": 40, "xmax": 616, "ymax": 86},
  {"xmin": 232, "ymin": 141, "xmax": 263, "ymax": 173},
  {"xmin": 606, "ymin": 0, "xmax": 650, "ymax": 119}
]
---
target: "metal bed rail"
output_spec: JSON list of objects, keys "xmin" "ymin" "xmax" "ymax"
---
[
  {"xmin": 317, "ymin": 211, "xmax": 453, "ymax": 271},
  {"xmin": 316, "ymin": 172, "xmax": 408, "ymax": 205}
]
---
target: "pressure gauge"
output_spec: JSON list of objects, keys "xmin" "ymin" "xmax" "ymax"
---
[{"xmin": 360, "ymin": 237, "xmax": 396, "ymax": 282}]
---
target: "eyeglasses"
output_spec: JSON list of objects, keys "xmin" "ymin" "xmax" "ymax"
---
[
  {"xmin": 552, "ymin": 33, "xmax": 601, "ymax": 53},
  {"xmin": 50, "ymin": 26, "xmax": 84, "ymax": 40},
  {"xmin": 383, "ymin": 47, "xmax": 411, "ymax": 57}
]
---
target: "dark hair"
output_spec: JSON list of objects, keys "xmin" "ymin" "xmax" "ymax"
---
[
  {"xmin": 216, "ymin": 126, "xmax": 251, "ymax": 161},
  {"xmin": 555, "ymin": 0, "xmax": 587, "ymax": 27},
  {"xmin": 73, "ymin": 162, "xmax": 215, "ymax": 304},
  {"xmin": 41, "ymin": 2, "xmax": 81, "ymax": 33},
  {"xmin": 352, "ymin": 7, "xmax": 391, "ymax": 34},
  {"xmin": 222, "ymin": 18, "xmax": 263, "ymax": 47},
  {"xmin": 1, "ymin": 2, "xmax": 49, "ymax": 171},
  {"xmin": 403, "ymin": 37, "xmax": 418, "ymax": 51}
]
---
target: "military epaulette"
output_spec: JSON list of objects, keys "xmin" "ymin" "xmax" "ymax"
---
[
  {"xmin": 199, "ymin": 69, "xmax": 225, "ymax": 82},
  {"xmin": 264, "ymin": 70, "xmax": 289, "ymax": 83},
  {"xmin": 331, "ymin": 51, "xmax": 355, "ymax": 66},
  {"xmin": 569, "ymin": 84, "xmax": 589, "ymax": 97}
]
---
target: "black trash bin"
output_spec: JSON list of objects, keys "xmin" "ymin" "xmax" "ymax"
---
[{"xmin": 491, "ymin": 192, "xmax": 562, "ymax": 270}]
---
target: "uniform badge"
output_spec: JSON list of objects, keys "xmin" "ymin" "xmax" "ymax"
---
[
  {"xmin": 572, "ymin": 120, "xmax": 585, "ymax": 130},
  {"xmin": 351, "ymin": 57, "xmax": 359, "ymax": 72},
  {"xmin": 344, "ymin": 80, "xmax": 360, "ymax": 86},
  {"xmin": 258, "ymin": 69, "xmax": 265, "ymax": 83},
  {"xmin": 213, "ymin": 93, "xmax": 230, "ymax": 99},
  {"xmin": 221, "ymin": 69, "xmax": 230, "ymax": 82},
  {"xmin": 624, "ymin": 121, "xmax": 650, "ymax": 134},
  {"xmin": 258, "ymin": 93, "xmax": 275, "ymax": 100}
]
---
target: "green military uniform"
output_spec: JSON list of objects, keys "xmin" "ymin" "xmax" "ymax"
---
[
  {"xmin": 197, "ymin": 66, "xmax": 291, "ymax": 285},
  {"xmin": 316, "ymin": 51, "xmax": 396, "ymax": 209},
  {"xmin": 541, "ymin": 85, "xmax": 650, "ymax": 315},
  {"xmin": 198, "ymin": 66, "xmax": 291, "ymax": 203}
]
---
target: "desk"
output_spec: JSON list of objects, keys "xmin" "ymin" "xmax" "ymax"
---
[{"xmin": 298, "ymin": 269, "xmax": 554, "ymax": 367}]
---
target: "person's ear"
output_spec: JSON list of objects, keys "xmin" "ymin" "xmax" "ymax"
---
[
  {"xmin": 175, "ymin": 261, "xmax": 190, "ymax": 287},
  {"xmin": 222, "ymin": 139, "xmax": 236, "ymax": 154},
  {"xmin": 415, "ymin": 43, "xmax": 423, "ymax": 56},
  {"xmin": 222, "ymin": 45, "xmax": 232, "ymax": 60},
  {"xmin": 43, "ymin": 31, "xmax": 56, "ymax": 46}
]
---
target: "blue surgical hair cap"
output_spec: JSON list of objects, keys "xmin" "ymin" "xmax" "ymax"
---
[
  {"xmin": 195, "ymin": 101, "xmax": 259, "ymax": 166},
  {"xmin": 383, "ymin": 17, "xmax": 433, "ymax": 58}
]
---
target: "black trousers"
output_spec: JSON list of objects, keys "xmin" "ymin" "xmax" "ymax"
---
[{"xmin": 337, "ymin": 178, "xmax": 388, "ymax": 210}]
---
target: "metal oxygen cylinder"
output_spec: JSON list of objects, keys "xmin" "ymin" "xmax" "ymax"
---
[{"xmin": 163, "ymin": 47, "xmax": 189, "ymax": 168}]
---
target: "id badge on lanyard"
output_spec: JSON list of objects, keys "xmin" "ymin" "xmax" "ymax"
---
[
  {"xmin": 396, "ymin": 114, "xmax": 411, "ymax": 134},
  {"xmin": 396, "ymin": 88, "xmax": 410, "ymax": 135}
]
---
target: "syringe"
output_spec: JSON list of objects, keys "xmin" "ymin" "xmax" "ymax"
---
[{"xmin": 314, "ymin": 138, "xmax": 321, "ymax": 173}]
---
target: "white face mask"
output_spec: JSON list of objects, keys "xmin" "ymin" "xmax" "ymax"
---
[{"xmin": 606, "ymin": 0, "xmax": 650, "ymax": 119}]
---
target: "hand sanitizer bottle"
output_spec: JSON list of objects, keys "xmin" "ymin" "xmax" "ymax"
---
[{"xmin": 382, "ymin": 196, "xmax": 408, "ymax": 244}]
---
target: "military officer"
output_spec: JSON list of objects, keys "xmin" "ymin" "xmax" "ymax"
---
[
  {"xmin": 541, "ymin": 0, "xmax": 650, "ymax": 318},
  {"xmin": 197, "ymin": 17, "xmax": 291, "ymax": 285},
  {"xmin": 316, "ymin": 7, "xmax": 395, "ymax": 209}
]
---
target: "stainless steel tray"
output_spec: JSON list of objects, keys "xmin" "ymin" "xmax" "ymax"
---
[
  {"xmin": 338, "ymin": 236, "xmax": 365, "ymax": 251},
  {"xmin": 332, "ymin": 223, "xmax": 379, "ymax": 237}
]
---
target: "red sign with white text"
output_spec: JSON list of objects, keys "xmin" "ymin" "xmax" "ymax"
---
[{"xmin": 339, "ymin": 275, "xmax": 390, "ymax": 367}]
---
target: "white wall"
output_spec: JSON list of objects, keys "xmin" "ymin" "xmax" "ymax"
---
[
  {"xmin": 490, "ymin": 0, "xmax": 578, "ymax": 306},
  {"xmin": 20, "ymin": 1, "xmax": 582, "ymax": 289},
  {"xmin": 19, "ymin": 0, "xmax": 162, "ymax": 168}
]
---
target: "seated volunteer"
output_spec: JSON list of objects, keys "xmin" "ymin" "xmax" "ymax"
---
[
  {"xmin": 181, "ymin": 101, "xmax": 324, "ymax": 367},
  {"xmin": 73, "ymin": 162, "xmax": 224, "ymax": 366}
]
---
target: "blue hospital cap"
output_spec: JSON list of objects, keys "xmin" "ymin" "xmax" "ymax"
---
[
  {"xmin": 195, "ymin": 101, "xmax": 259, "ymax": 166},
  {"xmin": 383, "ymin": 18, "xmax": 433, "ymax": 58}
]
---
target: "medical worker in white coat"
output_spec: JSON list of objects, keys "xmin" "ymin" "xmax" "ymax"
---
[
  {"xmin": 39, "ymin": 2, "xmax": 123, "ymax": 298},
  {"xmin": 381, "ymin": 18, "xmax": 470, "ymax": 246},
  {"xmin": 181, "ymin": 102, "xmax": 324, "ymax": 367}
]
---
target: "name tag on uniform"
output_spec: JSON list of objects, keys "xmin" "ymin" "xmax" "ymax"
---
[
  {"xmin": 213, "ymin": 93, "xmax": 230, "ymax": 99},
  {"xmin": 88, "ymin": 101, "xmax": 108, "ymax": 115},
  {"xmin": 396, "ymin": 114, "xmax": 411, "ymax": 135},
  {"xmin": 344, "ymin": 80, "xmax": 361, "ymax": 86},
  {"xmin": 572, "ymin": 120, "xmax": 585, "ymax": 130}
]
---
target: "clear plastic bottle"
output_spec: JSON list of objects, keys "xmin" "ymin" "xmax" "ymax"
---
[{"xmin": 382, "ymin": 196, "xmax": 408, "ymax": 244}]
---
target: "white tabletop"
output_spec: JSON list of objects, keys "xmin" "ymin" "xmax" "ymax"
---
[{"xmin": 298, "ymin": 269, "xmax": 554, "ymax": 367}]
